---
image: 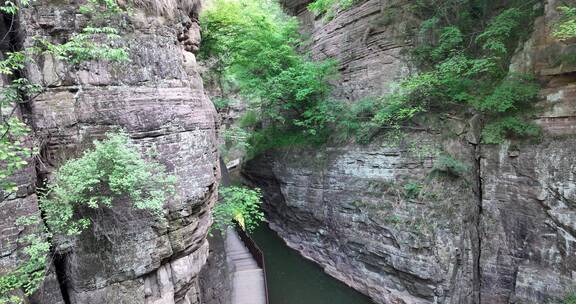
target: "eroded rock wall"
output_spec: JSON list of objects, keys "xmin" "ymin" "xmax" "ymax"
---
[
  {"xmin": 284, "ymin": 0, "xmax": 413, "ymax": 101},
  {"xmin": 0, "ymin": 1, "xmax": 219, "ymax": 303},
  {"xmin": 244, "ymin": 133, "xmax": 481, "ymax": 304},
  {"xmin": 244, "ymin": 0, "xmax": 576, "ymax": 303},
  {"xmin": 479, "ymin": 0, "xmax": 576, "ymax": 302}
]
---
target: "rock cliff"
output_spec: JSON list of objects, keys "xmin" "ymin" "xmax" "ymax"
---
[
  {"xmin": 285, "ymin": 0, "xmax": 413, "ymax": 101},
  {"xmin": 243, "ymin": 0, "xmax": 576, "ymax": 303},
  {"xmin": 0, "ymin": 1, "xmax": 219, "ymax": 303}
]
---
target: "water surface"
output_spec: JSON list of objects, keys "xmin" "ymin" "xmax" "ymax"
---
[{"xmin": 251, "ymin": 223, "xmax": 375, "ymax": 304}]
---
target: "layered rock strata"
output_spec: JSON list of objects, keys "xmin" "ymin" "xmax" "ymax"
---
[
  {"xmin": 0, "ymin": 1, "xmax": 219, "ymax": 303},
  {"xmin": 244, "ymin": 0, "xmax": 576, "ymax": 303}
]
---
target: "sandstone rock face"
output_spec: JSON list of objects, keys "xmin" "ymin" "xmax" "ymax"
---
[
  {"xmin": 479, "ymin": 1, "xmax": 576, "ymax": 302},
  {"xmin": 479, "ymin": 139, "xmax": 576, "ymax": 303},
  {"xmin": 244, "ymin": 132, "xmax": 481, "ymax": 304},
  {"xmin": 0, "ymin": 1, "xmax": 219, "ymax": 303},
  {"xmin": 285, "ymin": 0, "xmax": 413, "ymax": 101},
  {"xmin": 244, "ymin": 0, "xmax": 576, "ymax": 303}
]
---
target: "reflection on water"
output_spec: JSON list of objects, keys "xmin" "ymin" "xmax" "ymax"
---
[{"xmin": 251, "ymin": 223, "xmax": 375, "ymax": 304}]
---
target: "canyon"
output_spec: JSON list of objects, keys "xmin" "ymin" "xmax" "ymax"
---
[{"xmin": 0, "ymin": 0, "xmax": 574, "ymax": 303}]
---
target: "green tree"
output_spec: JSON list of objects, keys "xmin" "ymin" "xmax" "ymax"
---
[
  {"xmin": 212, "ymin": 186, "xmax": 264, "ymax": 233},
  {"xmin": 200, "ymin": 0, "xmax": 338, "ymax": 154}
]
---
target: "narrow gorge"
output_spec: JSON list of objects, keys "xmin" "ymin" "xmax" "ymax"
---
[{"xmin": 0, "ymin": 0, "xmax": 574, "ymax": 304}]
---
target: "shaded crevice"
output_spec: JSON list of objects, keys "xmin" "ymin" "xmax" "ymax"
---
[
  {"xmin": 472, "ymin": 142, "xmax": 483, "ymax": 304},
  {"xmin": 35, "ymin": 136, "xmax": 71, "ymax": 303},
  {"xmin": 53, "ymin": 254, "xmax": 71, "ymax": 304}
]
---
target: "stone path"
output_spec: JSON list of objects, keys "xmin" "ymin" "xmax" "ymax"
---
[{"xmin": 226, "ymin": 227, "xmax": 266, "ymax": 304}]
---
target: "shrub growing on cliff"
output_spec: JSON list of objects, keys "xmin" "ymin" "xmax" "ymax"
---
[
  {"xmin": 308, "ymin": 0, "xmax": 356, "ymax": 20},
  {"xmin": 0, "ymin": 225, "xmax": 50, "ymax": 304},
  {"xmin": 0, "ymin": 51, "xmax": 43, "ymax": 193},
  {"xmin": 212, "ymin": 186, "xmax": 264, "ymax": 233},
  {"xmin": 40, "ymin": 132, "xmax": 176, "ymax": 236},
  {"xmin": 346, "ymin": 2, "xmax": 543, "ymax": 144},
  {"xmin": 1, "ymin": 133, "xmax": 176, "ymax": 302},
  {"xmin": 0, "ymin": 1, "xmax": 135, "ymax": 302},
  {"xmin": 553, "ymin": 5, "xmax": 576, "ymax": 40},
  {"xmin": 430, "ymin": 155, "xmax": 469, "ymax": 178},
  {"xmin": 403, "ymin": 182, "xmax": 423, "ymax": 198}
]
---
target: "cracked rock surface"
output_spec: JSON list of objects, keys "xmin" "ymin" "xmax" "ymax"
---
[
  {"xmin": 0, "ymin": 1, "xmax": 219, "ymax": 303},
  {"xmin": 244, "ymin": 0, "xmax": 576, "ymax": 303}
]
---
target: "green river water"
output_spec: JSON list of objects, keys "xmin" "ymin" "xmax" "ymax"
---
[{"xmin": 251, "ymin": 223, "xmax": 375, "ymax": 304}]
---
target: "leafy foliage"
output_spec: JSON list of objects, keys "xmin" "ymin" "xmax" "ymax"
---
[
  {"xmin": 553, "ymin": 5, "xmax": 576, "ymax": 40},
  {"xmin": 39, "ymin": 27, "xmax": 129, "ymax": 65},
  {"xmin": 0, "ymin": 220, "xmax": 50, "ymax": 304},
  {"xmin": 0, "ymin": 0, "xmax": 29, "ymax": 14},
  {"xmin": 246, "ymin": 126, "xmax": 329, "ymax": 158},
  {"xmin": 482, "ymin": 116, "xmax": 541, "ymax": 144},
  {"xmin": 307, "ymin": 0, "xmax": 356, "ymax": 20},
  {"xmin": 0, "ymin": 52, "xmax": 41, "ymax": 194},
  {"xmin": 238, "ymin": 111, "xmax": 259, "ymax": 128},
  {"xmin": 39, "ymin": 0, "xmax": 129, "ymax": 65},
  {"xmin": 564, "ymin": 292, "xmax": 576, "ymax": 304},
  {"xmin": 431, "ymin": 155, "xmax": 469, "ymax": 177},
  {"xmin": 403, "ymin": 182, "xmax": 423, "ymax": 198},
  {"xmin": 0, "ymin": 118, "xmax": 33, "ymax": 193},
  {"xmin": 203, "ymin": 0, "xmax": 543, "ymax": 154},
  {"xmin": 332, "ymin": 97, "xmax": 378, "ymax": 143},
  {"xmin": 430, "ymin": 26, "xmax": 464, "ymax": 62},
  {"xmin": 475, "ymin": 8, "xmax": 524, "ymax": 56},
  {"xmin": 40, "ymin": 132, "xmax": 175, "ymax": 236},
  {"xmin": 200, "ymin": 0, "xmax": 338, "ymax": 154},
  {"xmin": 221, "ymin": 126, "xmax": 253, "ymax": 160},
  {"xmin": 212, "ymin": 97, "xmax": 232, "ymax": 110},
  {"xmin": 475, "ymin": 75, "xmax": 539, "ymax": 113},
  {"xmin": 212, "ymin": 186, "xmax": 264, "ymax": 233},
  {"xmin": 79, "ymin": 0, "xmax": 124, "ymax": 17}
]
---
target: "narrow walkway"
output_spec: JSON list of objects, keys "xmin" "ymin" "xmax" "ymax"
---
[{"xmin": 226, "ymin": 227, "xmax": 266, "ymax": 304}]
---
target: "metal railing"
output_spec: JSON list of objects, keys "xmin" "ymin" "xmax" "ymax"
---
[{"xmin": 235, "ymin": 224, "xmax": 269, "ymax": 304}]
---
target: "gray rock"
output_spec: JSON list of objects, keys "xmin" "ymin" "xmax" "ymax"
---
[
  {"xmin": 243, "ymin": 1, "xmax": 576, "ymax": 304},
  {"xmin": 244, "ymin": 133, "xmax": 479, "ymax": 304},
  {"xmin": 0, "ymin": 1, "xmax": 219, "ymax": 303}
]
